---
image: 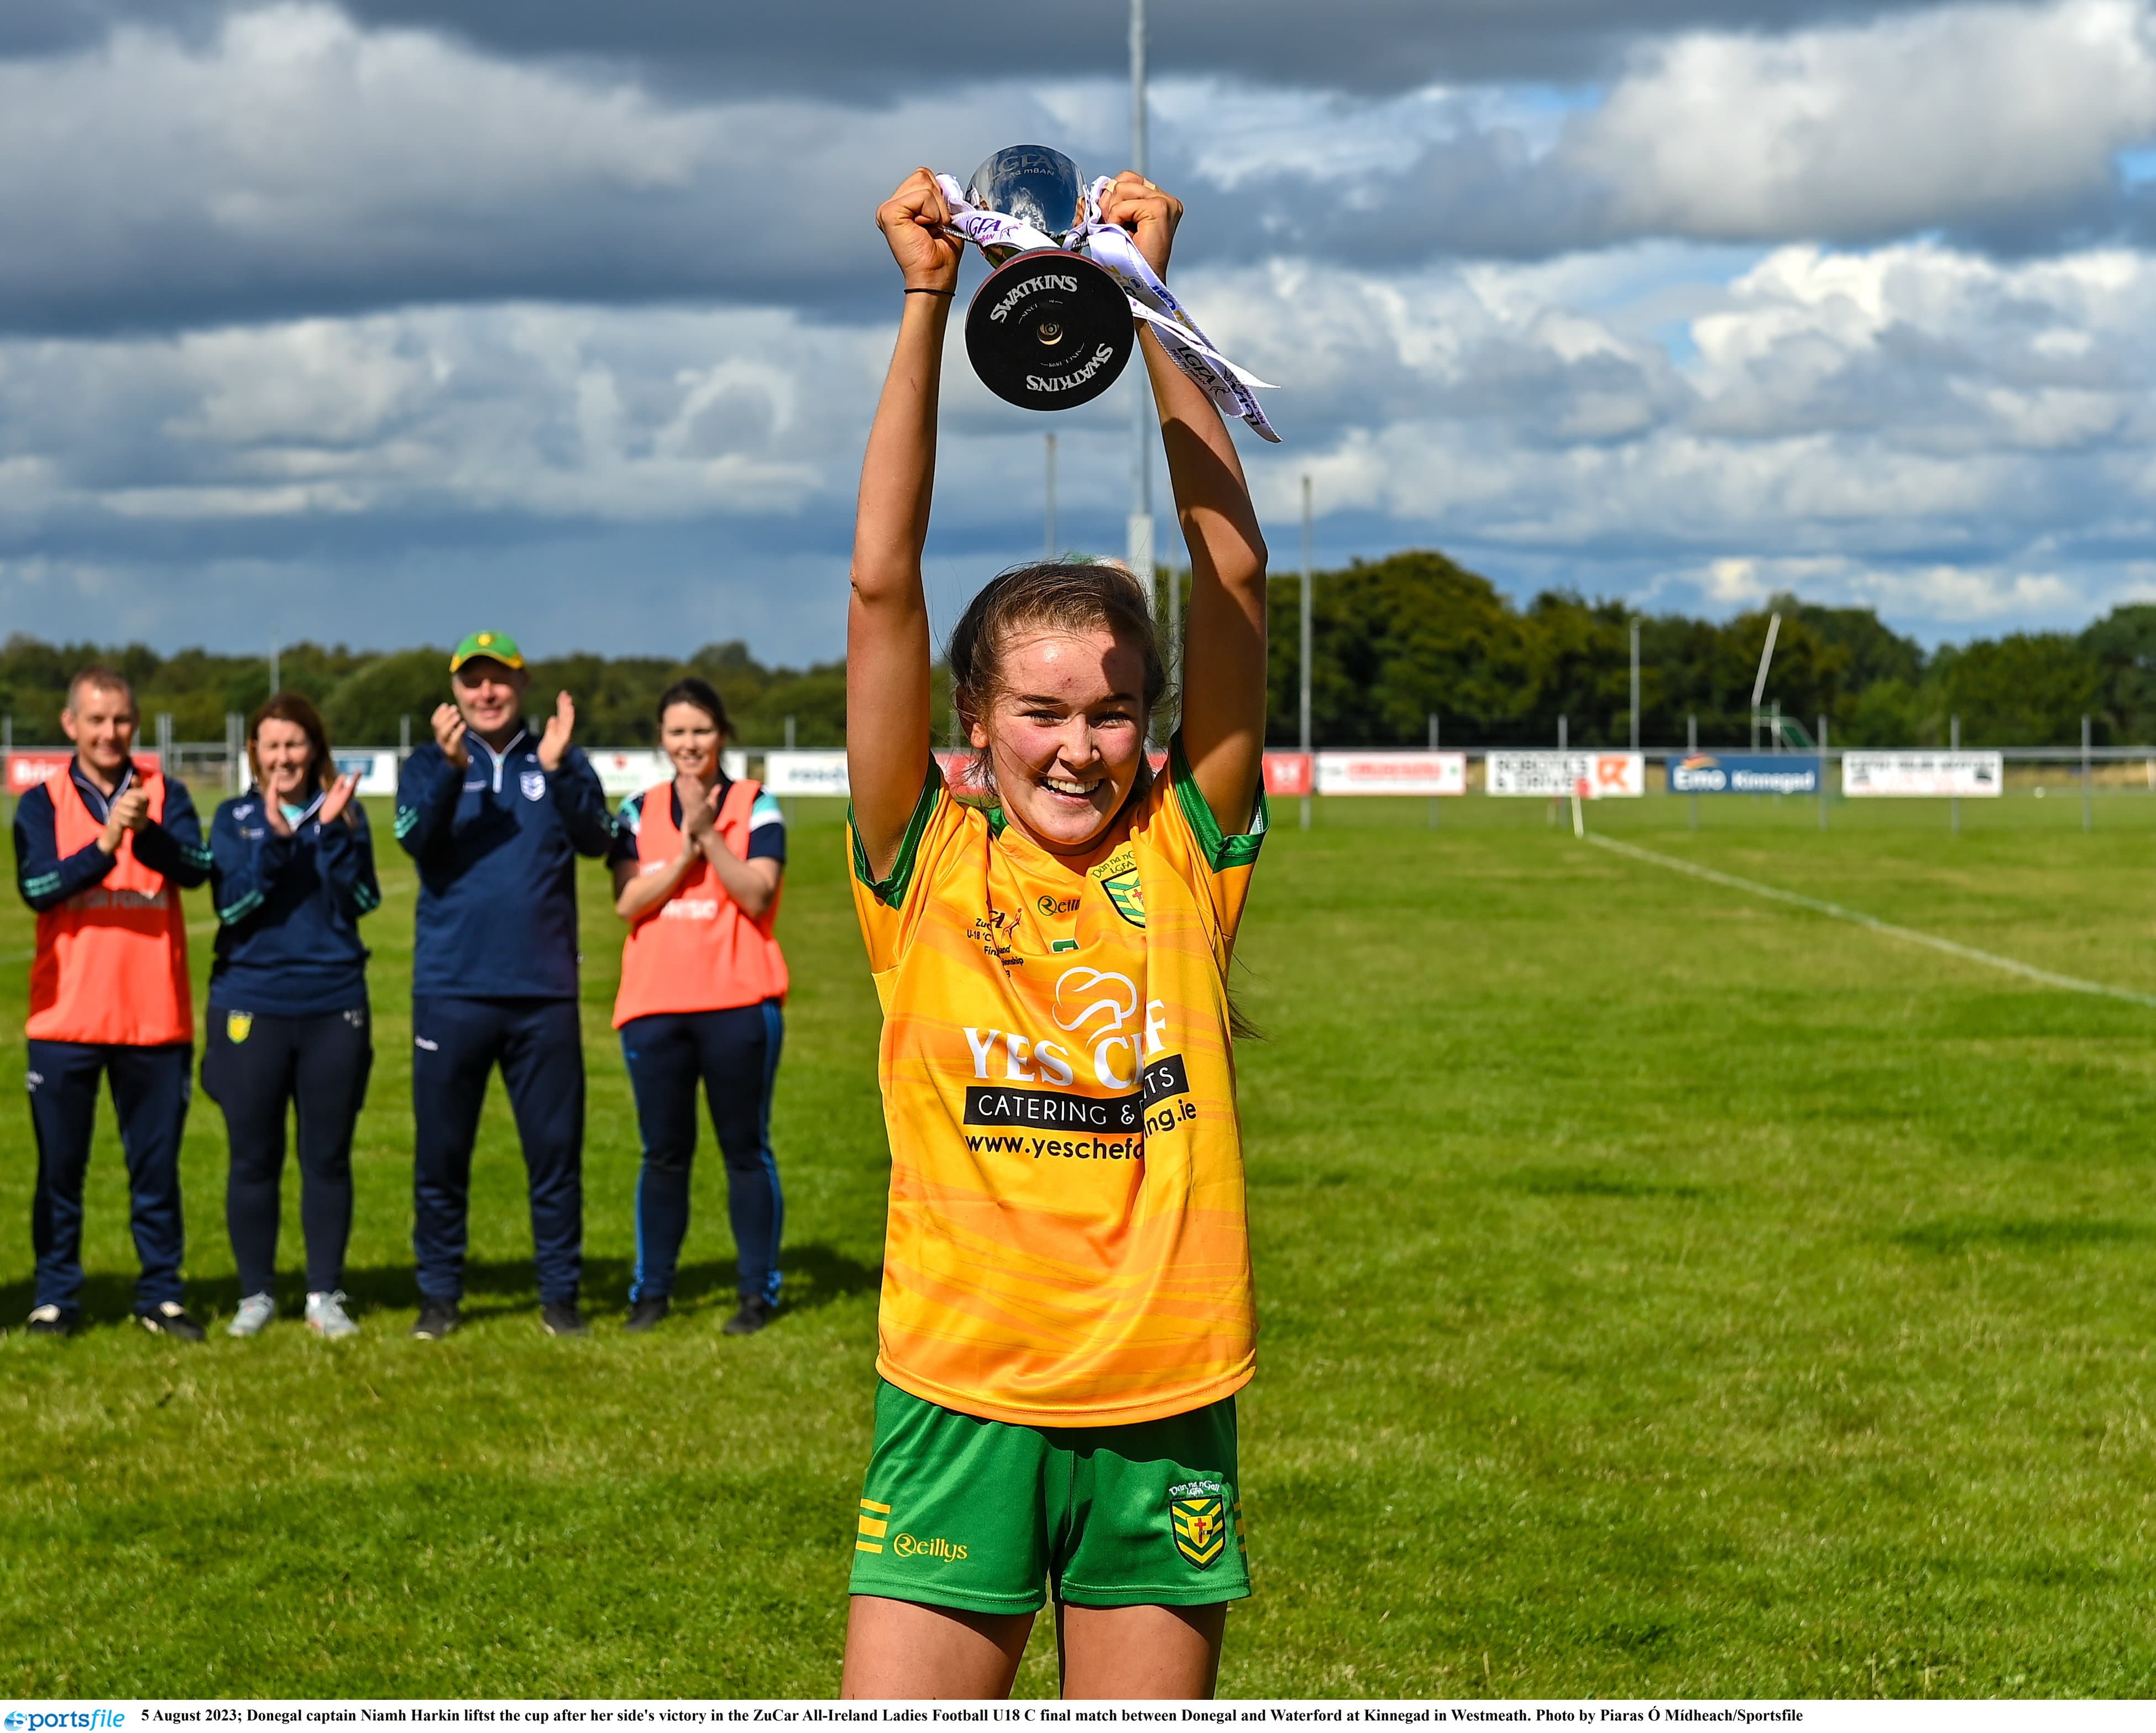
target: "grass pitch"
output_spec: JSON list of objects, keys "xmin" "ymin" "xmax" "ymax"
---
[{"xmin": 4, "ymin": 788, "xmax": 2156, "ymax": 1698}]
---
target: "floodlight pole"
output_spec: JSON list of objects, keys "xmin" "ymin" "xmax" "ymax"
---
[
  {"xmin": 1126, "ymin": 0, "xmax": 1154, "ymax": 602},
  {"xmin": 1687, "ymin": 714, "xmax": 1698, "ymax": 831},
  {"xmin": 1428, "ymin": 713, "xmax": 1440, "ymax": 831},
  {"xmin": 1818, "ymin": 713, "xmax": 1829, "ymax": 831},
  {"xmin": 1750, "ymin": 611, "xmax": 1781, "ymax": 750},
  {"xmin": 1629, "ymin": 618, "xmax": 1640, "ymax": 752},
  {"xmin": 269, "ymin": 640, "xmax": 279, "ymax": 698},
  {"xmin": 1950, "ymin": 713, "xmax": 1960, "ymax": 836},
  {"xmin": 1044, "ymin": 433, "xmax": 1056, "ymax": 561},
  {"xmin": 1300, "ymin": 474, "xmax": 1314, "ymax": 833},
  {"xmin": 2082, "ymin": 713, "xmax": 2093, "ymax": 834}
]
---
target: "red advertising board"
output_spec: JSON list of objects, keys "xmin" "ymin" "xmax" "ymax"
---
[
  {"xmin": 1262, "ymin": 751, "xmax": 1313, "ymax": 796},
  {"xmin": 6, "ymin": 751, "xmax": 161, "ymax": 795}
]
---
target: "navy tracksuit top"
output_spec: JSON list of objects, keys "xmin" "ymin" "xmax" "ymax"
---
[
  {"xmin": 395, "ymin": 728, "xmax": 614, "ymax": 1001},
  {"xmin": 208, "ymin": 789, "xmax": 382, "ymax": 1016}
]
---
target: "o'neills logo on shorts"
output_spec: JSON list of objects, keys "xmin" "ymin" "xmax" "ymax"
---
[
  {"xmin": 892, "ymin": 1533, "xmax": 968, "ymax": 1561},
  {"xmin": 989, "ymin": 273, "xmax": 1079, "ymax": 323},
  {"xmin": 1027, "ymin": 345, "xmax": 1118, "ymax": 395}
]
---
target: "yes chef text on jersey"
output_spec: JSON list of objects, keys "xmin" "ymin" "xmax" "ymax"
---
[{"xmin": 960, "ymin": 964, "xmax": 1195, "ymax": 1150}]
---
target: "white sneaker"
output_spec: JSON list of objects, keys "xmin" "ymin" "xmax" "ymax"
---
[
  {"xmin": 305, "ymin": 1290, "xmax": 359, "ymax": 1339},
  {"xmin": 228, "ymin": 1293, "xmax": 275, "ymax": 1338}
]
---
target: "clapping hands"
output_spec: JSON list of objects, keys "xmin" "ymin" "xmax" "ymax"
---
[{"xmin": 538, "ymin": 690, "xmax": 575, "ymax": 773}]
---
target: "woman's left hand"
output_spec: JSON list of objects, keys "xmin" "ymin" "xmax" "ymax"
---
[
  {"xmin": 1098, "ymin": 171, "xmax": 1182, "ymax": 280},
  {"xmin": 319, "ymin": 772, "xmax": 359, "ymax": 827}
]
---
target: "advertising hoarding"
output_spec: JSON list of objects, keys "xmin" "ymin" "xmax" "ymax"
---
[
  {"xmin": 332, "ymin": 751, "xmax": 400, "ymax": 796},
  {"xmin": 761, "ymin": 750, "xmax": 851, "ymax": 797},
  {"xmin": 1842, "ymin": 752, "xmax": 2004, "ymax": 798},
  {"xmin": 1485, "ymin": 751, "xmax": 1645, "ymax": 798},
  {"xmin": 1313, "ymin": 751, "xmax": 1466, "ymax": 797},
  {"xmin": 6, "ymin": 751, "xmax": 161, "ymax": 795},
  {"xmin": 1262, "ymin": 752, "xmax": 1314, "ymax": 797},
  {"xmin": 1667, "ymin": 753, "xmax": 1821, "ymax": 795}
]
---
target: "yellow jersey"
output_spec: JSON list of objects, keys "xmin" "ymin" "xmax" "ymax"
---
[{"xmin": 849, "ymin": 736, "xmax": 1266, "ymax": 1427}]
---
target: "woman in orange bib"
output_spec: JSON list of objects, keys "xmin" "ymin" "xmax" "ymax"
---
[
  {"xmin": 609, "ymin": 677, "xmax": 788, "ymax": 1337},
  {"xmin": 839, "ymin": 169, "xmax": 1270, "ymax": 1699}
]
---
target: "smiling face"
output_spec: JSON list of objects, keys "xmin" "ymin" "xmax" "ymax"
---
[
  {"xmin": 254, "ymin": 716, "xmax": 316, "ymax": 803},
  {"xmin": 60, "ymin": 678, "xmax": 137, "ymax": 785},
  {"xmin": 969, "ymin": 628, "xmax": 1149, "ymax": 855},
  {"xmin": 452, "ymin": 657, "xmax": 530, "ymax": 745},
  {"xmin": 660, "ymin": 701, "xmax": 722, "ymax": 782}
]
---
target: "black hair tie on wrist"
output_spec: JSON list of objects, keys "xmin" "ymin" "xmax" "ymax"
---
[{"xmin": 906, "ymin": 286, "xmax": 956, "ymax": 297}]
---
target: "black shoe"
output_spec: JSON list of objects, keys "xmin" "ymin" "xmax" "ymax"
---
[
  {"xmin": 540, "ymin": 1301, "xmax": 589, "ymax": 1338},
  {"xmin": 137, "ymin": 1301, "xmax": 206, "ymax": 1342},
  {"xmin": 624, "ymin": 1296, "xmax": 670, "ymax": 1333},
  {"xmin": 723, "ymin": 1295, "xmax": 775, "ymax": 1337},
  {"xmin": 26, "ymin": 1304, "xmax": 78, "ymax": 1338},
  {"xmin": 410, "ymin": 1299, "xmax": 462, "ymax": 1341}
]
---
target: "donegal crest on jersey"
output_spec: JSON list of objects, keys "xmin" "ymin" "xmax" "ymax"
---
[
  {"xmin": 1090, "ymin": 843, "xmax": 1147, "ymax": 928},
  {"xmin": 848, "ymin": 735, "xmax": 1266, "ymax": 1428}
]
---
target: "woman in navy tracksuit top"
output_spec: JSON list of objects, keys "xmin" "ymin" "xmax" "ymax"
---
[{"xmin": 205, "ymin": 693, "xmax": 381, "ymax": 1340}]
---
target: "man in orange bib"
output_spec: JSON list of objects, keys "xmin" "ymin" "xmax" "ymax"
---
[{"xmin": 13, "ymin": 667, "xmax": 213, "ymax": 1339}]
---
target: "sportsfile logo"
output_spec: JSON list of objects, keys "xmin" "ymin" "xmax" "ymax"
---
[{"xmin": 8, "ymin": 1714, "xmax": 127, "ymax": 1730}]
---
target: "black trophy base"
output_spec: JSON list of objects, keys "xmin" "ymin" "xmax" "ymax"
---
[{"xmin": 965, "ymin": 252, "xmax": 1133, "ymax": 411}]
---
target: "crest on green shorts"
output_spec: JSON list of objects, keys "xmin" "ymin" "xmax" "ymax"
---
[{"xmin": 1168, "ymin": 1481, "xmax": 1227, "ymax": 1570}]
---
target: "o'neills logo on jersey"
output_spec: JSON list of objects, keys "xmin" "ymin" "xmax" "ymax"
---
[
  {"xmin": 658, "ymin": 899, "xmax": 720, "ymax": 921},
  {"xmin": 960, "ymin": 965, "xmax": 1192, "ymax": 1140}
]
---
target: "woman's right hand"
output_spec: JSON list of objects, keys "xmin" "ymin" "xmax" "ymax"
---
[{"xmin": 876, "ymin": 169, "xmax": 962, "ymax": 294}]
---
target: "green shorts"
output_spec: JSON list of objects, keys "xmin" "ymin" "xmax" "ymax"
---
[{"xmin": 846, "ymin": 1379, "xmax": 1250, "ymax": 1615}]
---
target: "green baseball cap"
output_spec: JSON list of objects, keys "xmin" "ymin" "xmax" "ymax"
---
[{"xmin": 449, "ymin": 630, "xmax": 525, "ymax": 673}]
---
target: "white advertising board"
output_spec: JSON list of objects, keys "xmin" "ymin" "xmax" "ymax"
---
[
  {"xmin": 762, "ymin": 750, "xmax": 851, "ymax": 797},
  {"xmin": 577, "ymin": 749, "xmax": 749, "ymax": 798},
  {"xmin": 331, "ymin": 751, "xmax": 399, "ymax": 796},
  {"xmin": 1842, "ymin": 751, "xmax": 2003, "ymax": 798},
  {"xmin": 1485, "ymin": 751, "xmax": 1645, "ymax": 798},
  {"xmin": 1314, "ymin": 751, "xmax": 1467, "ymax": 797},
  {"xmin": 583, "ymin": 750, "xmax": 667, "ymax": 798}
]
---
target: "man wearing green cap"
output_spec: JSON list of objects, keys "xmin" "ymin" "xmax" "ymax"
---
[{"xmin": 394, "ymin": 632, "xmax": 614, "ymax": 1338}]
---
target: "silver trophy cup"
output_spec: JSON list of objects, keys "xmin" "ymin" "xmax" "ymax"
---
[{"xmin": 960, "ymin": 146, "xmax": 1134, "ymax": 411}]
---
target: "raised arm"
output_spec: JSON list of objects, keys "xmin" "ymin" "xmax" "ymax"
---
[
  {"xmin": 1102, "ymin": 174, "xmax": 1270, "ymax": 835},
  {"xmin": 847, "ymin": 169, "xmax": 964, "ymax": 879}
]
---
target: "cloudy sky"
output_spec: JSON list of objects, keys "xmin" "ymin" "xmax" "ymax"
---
[{"xmin": 6, "ymin": 0, "xmax": 2156, "ymax": 661}]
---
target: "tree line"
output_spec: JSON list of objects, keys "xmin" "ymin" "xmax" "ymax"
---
[{"xmin": 4, "ymin": 548, "xmax": 2153, "ymax": 750}]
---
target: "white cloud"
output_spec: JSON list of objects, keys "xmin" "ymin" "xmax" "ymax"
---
[
  {"xmin": 1571, "ymin": 0, "xmax": 2156, "ymax": 243},
  {"xmin": 17, "ymin": 235, "xmax": 2156, "ymax": 645},
  {"xmin": 12, "ymin": 2, "xmax": 2156, "ymax": 653}
]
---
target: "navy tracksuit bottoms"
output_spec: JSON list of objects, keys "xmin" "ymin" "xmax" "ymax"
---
[
  {"xmin": 202, "ymin": 1007, "xmax": 373, "ymax": 1298},
  {"xmin": 620, "ymin": 1002, "xmax": 784, "ymax": 1306},
  {"xmin": 411, "ymin": 996, "xmax": 583, "ymax": 1307},
  {"xmin": 26, "ymin": 1040, "xmax": 193, "ymax": 1315}
]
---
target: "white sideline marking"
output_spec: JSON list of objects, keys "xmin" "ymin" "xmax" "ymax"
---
[{"xmin": 1585, "ymin": 831, "xmax": 2156, "ymax": 1011}]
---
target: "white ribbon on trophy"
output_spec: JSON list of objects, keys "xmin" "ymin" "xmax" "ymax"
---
[{"xmin": 933, "ymin": 172, "xmax": 1280, "ymax": 444}]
